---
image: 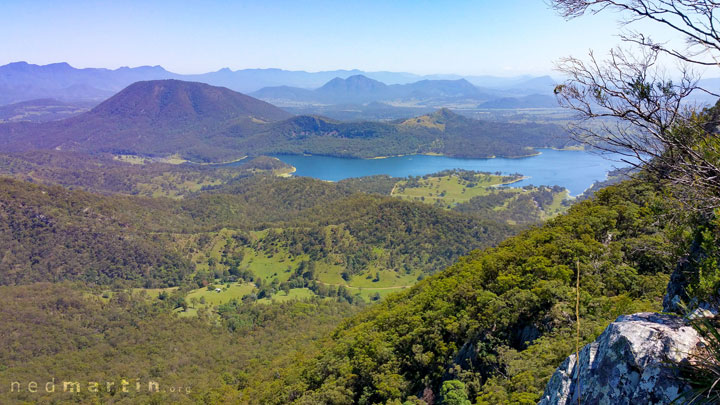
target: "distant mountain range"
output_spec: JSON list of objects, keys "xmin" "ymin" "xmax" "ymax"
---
[
  {"xmin": 0, "ymin": 79, "xmax": 576, "ymax": 162},
  {"xmin": 2, "ymin": 62, "xmax": 717, "ymax": 115},
  {"xmin": 250, "ymin": 75, "xmax": 499, "ymax": 106},
  {"xmin": 0, "ymin": 61, "xmax": 558, "ymax": 107},
  {"xmin": 0, "ymin": 62, "xmax": 174, "ymax": 104}
]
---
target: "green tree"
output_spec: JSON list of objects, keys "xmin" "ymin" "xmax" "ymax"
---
[{"xmin": 440, "ymin": 380, "xmax": 471, "ymax": 405}]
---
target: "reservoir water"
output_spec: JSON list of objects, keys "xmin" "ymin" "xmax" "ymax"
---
[{"xmin": 265, "ymin": 149, "xmax": 631, "ymax": 196}]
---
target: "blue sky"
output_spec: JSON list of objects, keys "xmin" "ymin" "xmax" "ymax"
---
[{"xmin": 0, "ymin": 0, "xmax": 682, "ymax": 76}]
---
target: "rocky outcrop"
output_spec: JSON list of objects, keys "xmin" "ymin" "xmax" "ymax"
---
[{"xmin": 539, "ymin": 312, "xmax": 701, "ymax": 405}]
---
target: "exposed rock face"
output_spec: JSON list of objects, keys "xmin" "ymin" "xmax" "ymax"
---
[{"xmin": 539, "ymin": 312, "xmax": 701, "ymax": 405}]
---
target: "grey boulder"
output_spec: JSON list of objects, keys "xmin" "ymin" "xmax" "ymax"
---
[{"xmin": 539, "ymin": 312, "xmax": 701, "ymax": 405}]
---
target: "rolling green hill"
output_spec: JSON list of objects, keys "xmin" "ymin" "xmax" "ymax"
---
[
  {"xmin": 0, "ymin": 172, "xmax": 698, "ymax": 405},
  {"xmin": 248, "ymin": 177, "xmax": 686, "ymax": 404},
  {"xmin": 0, "ymin": 171, "xmax": 515, "ymax": 295}
]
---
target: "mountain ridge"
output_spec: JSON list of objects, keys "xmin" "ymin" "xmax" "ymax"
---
[
  {"xmin": 0, "ymin": 61, "xmax": 560, "ymax": 105},
  {"xmin": 251, "ymin": 74, "xmax": 494, "ymax": 105}
]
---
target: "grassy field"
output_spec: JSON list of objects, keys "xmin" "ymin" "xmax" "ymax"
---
[
  {"xmin": 544, "ymin": 189, "xmax": 571, "ymax": 218},
  {"xmin": 190, "ymin": 228, "xmax": 307, "ymax": 284},
  {"xmin": 180, "ymin": 227, "xmax": 419, "ymax": 309},
  {"xmin": 391, "ymin": 170, "xmax": 570, "ymax": 222},
  {"xmin": 132, "ymin": 287, "xmax": 179, "ymax": 299},
  {"xmin": 314, "ymin": 266, "xmax": 417, "ymax": 288},
  {"xmin": 239, "ymin": 250, "xmax": 415, "ymax": 301},
  {"xmin": 186, "ymin": 282, "xmax": 256, "ymax": 306},
  {"xmin": 135, "ymin": 172, "xmax": 225, "ymax": 198},
  {"xmin": 257, "ymin": 287, "xmax": 316, "ymax": 304},
  {"xmin": 240, "ymin": 248, "xmax": 305, "ymax": 283},
  {"xmin": 391, "ymin": 171, "xmax": 524, "ymax": 207},
  {"xmin": 190, "ymin": 228, "xmax": 238, "ymax": 273}
]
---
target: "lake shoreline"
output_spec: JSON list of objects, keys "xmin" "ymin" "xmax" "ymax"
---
[
  {"xmin": 269, "ymin": 148, "xmax": 632, "ymax": 196},
  {"xmin": 180, "ymin": 146, "xmax": 583, "ymax": 166},
  {"xmin": 343, "ymin": 150, "xmax": 544, "ymax": 160}
]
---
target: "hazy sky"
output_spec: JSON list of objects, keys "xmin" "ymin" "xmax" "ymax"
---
[{"xmin": 0, "ymin": 0, "xmax": 682, "ymax": 76}]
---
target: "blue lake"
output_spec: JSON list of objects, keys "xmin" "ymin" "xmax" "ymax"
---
[{"xmin": 266, "ymin": 149, "xmax": 631, "ymax": 196}]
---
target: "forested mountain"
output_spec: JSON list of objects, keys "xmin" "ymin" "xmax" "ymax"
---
[
  {"xmin": 0, "ymin": 178, "xmax": 192, "ymax": 286},
  {"xmin": 0, "ymin": 80, "xmax": 291, "ymax": 161},
  {"xmin": 251, "ymin": 108, "xmax": 574, "ymax": 158},
  {"xmin": 0, "ymin": 80, "xmax": 575, "ymax": 161},
  {"xmin": 315, "ymin": 75, "xmax": 391, "ymax": 103},
  {"xmin": 90, "ymin": 80, "xmax": 291, "ymax": 123}
]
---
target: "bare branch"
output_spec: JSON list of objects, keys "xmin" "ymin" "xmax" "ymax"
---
[
  {"xmin": 550, "ymin": 1, "xmax": 720, "ymax": 67},
  {"xmin": 549, "ymin": 0, "xmax": 720, "ymax": 212},
  {"xmin": 554, "ymin": 45, "xmax": 720, "ymax": 211}
]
